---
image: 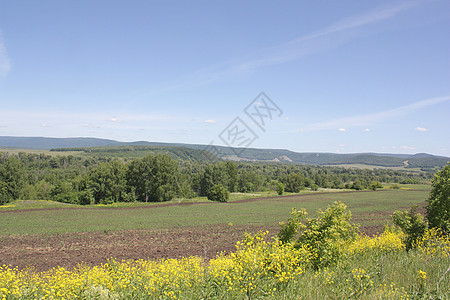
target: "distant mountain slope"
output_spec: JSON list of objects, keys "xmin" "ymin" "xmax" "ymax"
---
[
  {"xmin": 51, "ymin": 145, "xmax": 208, "ymax": 161},
  {"xmin": 0, "ymin": 136, "xmax": 122, "ymax": 149},
  {"xmin": 0, "ymin": 136, "xmax": 448, "ymax": 168}
]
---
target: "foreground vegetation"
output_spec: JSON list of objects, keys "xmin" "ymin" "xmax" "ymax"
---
[{"xmin": 0, "ymin": 215, "xmax": 448, "ymax": 299}]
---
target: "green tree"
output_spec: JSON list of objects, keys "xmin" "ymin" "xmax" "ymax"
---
[
  {"xmin": 35, "ymin": 180, "xmax": 52, "ymax": 200},
  {"xmin": 225, "ymin": 161, "xmax": 238, "ymax": 192},
  {"xmin": 276, "ymin": 182, "xmax": 285, "ymax": 195},
  {"xmin": 351, "ymin": 179, "xmax": 363, "ymax": 190},
  {"xmin": 207, "ymin": 184, "xmax": 229, "ymax": 202},
  {"xmin": 426, "ymin": 163, "xmax": 450, "ymax": 233},
  {"xmin": 51, "ymin": 180, "xmax": 79, "ymax": 204},
  {"xmin": 126, "ymin": 154, "xmax": 180, "ymax": 202},
  {"xmin": 88, "ymin": 160, "xmax": 127, "ymax": 204},
  {"xmin": 200, "ymin": 164, "xmax": 228, "ymax": 196},
  {"xmin": 0, "ymin": 155, "xmax": 25, "ymax": 205},
  {"xmin": 281, "ymin": 173, "xmax": 304, "ymax": 193}
]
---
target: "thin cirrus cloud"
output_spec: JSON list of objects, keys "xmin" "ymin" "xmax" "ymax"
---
[
  {"xmin": 154, "ymin": 0, "xmax": 427, "ymax": 93},
  {"xmin": 0, "ymin": 30, "xmax": 11, "ymax": 78},
  {"xmin": 298, "ymin": 96, "xmax": 450, "ymax": 132},
  {"xmin": 414, "ymin": 127, "xmax": 429, "ymax": 132},
  {"xmin": 234, "ymin": 0, "xmax": 423, "ymax": 73},
  {"xmin": 107, "ymin": 116, "xmax": 124, "ymax": 123},
  {"xmin": 400, "ymin": 145, "xmax": 415, "ymax": 150},
  {"xmin": 204, "ymin": 119, "xmax": 217, "ymax": 124}
]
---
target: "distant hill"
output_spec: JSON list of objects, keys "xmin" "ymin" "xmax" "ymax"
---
[
  {"xmin": 0, "ymin": 136, "xmax": 123, "ymax": 149},
  {"xmin": 0, "ymin": 136, "xmax": 448, "ymax": 169},
  {"xmin": 50, "ymin": 145, "xmax": 209, "ymax": 161}
]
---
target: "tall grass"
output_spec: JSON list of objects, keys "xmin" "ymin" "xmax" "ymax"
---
[{"xmin": 1, "ymin": 228, "xmax": 448, "ymax": 299}]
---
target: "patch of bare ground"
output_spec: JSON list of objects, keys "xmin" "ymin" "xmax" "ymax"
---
[
  {"xmin": 353, "ymin": 202, "xmax": 426, "ymax": 235},
  {"xmin": 0, "ymin": 224, "xmax": 279, "ymax": 272},
  {"xmin": 0, "ymin": 221, "xmax": 394, "ymax": 272}
]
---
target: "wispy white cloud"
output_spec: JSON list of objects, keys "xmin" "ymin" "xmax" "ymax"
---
[
  {"xmin": 79, "ymin": 124, "xmax": 101, "ymax": 129},
  {"xmin": 400, "ymin": 145, "xmax": 415, "ymax": 150},
  {"xmin": 235, "ymin": 1, "xmax": 423, "ymax": 73},
  {"xmin": 153, "ymin": 1, "xmax": 426, "ymax": 93},
  {"xmin": 414, "ymin": 126, "xmax": 429, "ymax": 132},
  {"xmin": 339, "ymin": 128, "xmax": 347, "ymax": 132},
  {"xmin": 0, "ymin": 30, "xmax": 11, "ymax": 78},
  {"xmin": 299, "ymin": 96, "xmax": 450, "ymax": 132},
  {"xmin": 299, "ymin": 1, "xmax": 423, "ymax": 42},
  {"xmin": 0, "ymin": 110, "xmax": 192, "ymax": 137},
  {"xmin": 204, "ymin": 119, "xmax": 216, "ymax": 124},
  {"xmin": 362, "ymin": 128, "xmax": 371, "ymax": 132},
  {"xmin": 107, "ymin": 116, "xmax": 123, "ymax": 123}
]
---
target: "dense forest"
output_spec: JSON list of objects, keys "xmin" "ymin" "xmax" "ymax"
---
[{"xmin": 0, "ymin": 151, "xmax": 433, "ymax": 205}]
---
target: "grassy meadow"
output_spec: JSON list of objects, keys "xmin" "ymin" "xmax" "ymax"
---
[{"xmin": 0, "ymin": 188, "xmax": 428, "ymax": 236}]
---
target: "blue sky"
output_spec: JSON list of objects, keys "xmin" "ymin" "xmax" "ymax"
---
[{"xmin": 0, "ymin": 0, "xmax": 449, "ymax": 156}]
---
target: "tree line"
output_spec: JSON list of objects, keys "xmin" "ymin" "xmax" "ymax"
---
[{"xmin": 0, "ymin": 151, "xmax": 433, "ymax": 205}]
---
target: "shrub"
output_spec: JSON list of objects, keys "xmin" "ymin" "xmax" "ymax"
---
[
  {"xmin": 390, "ymin": 183, "xmax": 400, "ymax": 189},
  {"xmin": 370, "ymin": 181, "xmax": 383, "ymax": 190},
  {"xmin": 392, "ymin": 205, "xmax": 428, "ymax": 251},
  {"xmin": 351, "ymin": 180, "xmax": 363, "ymax": 190},
  {"xmin": 276, "ymin": 182, "xmax": 285, "ymax": 195},
  {"xmin": 278, "ymin": 208, "xmax": 307, "ymax": 244},
  {"xmin": 278, "ymin": 201, "xmax": 358, "ymax": 269},
  {"xmin": 207, "ymin": 184, "xmax": 229, "ymax": 202}
]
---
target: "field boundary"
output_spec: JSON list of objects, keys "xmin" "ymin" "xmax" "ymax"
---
[{"xmin": 0, "ymin": 189, "xmax": 428, "ymax": 214}]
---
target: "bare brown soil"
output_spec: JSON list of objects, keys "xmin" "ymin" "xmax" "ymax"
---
[
  {"xmin": 0, "ymin": 224, "xmax": 280, "ymax": 272},
  {"xmin": 0, "ymin": 222, "xmax": 388, "ymax": 272}
]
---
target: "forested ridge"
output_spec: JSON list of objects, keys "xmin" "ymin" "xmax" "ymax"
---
[
  {"xmin": 1, "ymin": 136, "xmax": 449, "ymax": 170},
  {"xmin": 0, "ymin": 150, "xmax": 433, "ymax": 205}
]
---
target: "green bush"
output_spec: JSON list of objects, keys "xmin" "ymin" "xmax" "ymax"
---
[
  {"xmin": 426, "ymin": 163, "xmax": 450, "ymax": 233},
  {"xmin": 392, "ymin": 205, "xmax": 428, "ymax": 251},
  {"xmin": 207, "ymin": 184, "xmax": 230, "ymax": 202},
  {"xmin": 276, "ymin": 182, "xmax": 285, "ymax": 195},
  {"xmin": 351, "ymin": 180, "xmax": 363, "ymax": 190},
  {"xmin": 370, "ymin": 181, "xmax": 383, "ymax": 190},
  {"xmin": 390, "ymin": 183, "xmax": 400, "ymax": 189},
  {"xmin": 279, "ymin": 201, "xmax": 358, "ymax": 269}
]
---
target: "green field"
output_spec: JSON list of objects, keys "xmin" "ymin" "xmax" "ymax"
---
[{"xmin": 0, "ymin": 188, "xmax": 429, "ymax": 236}]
